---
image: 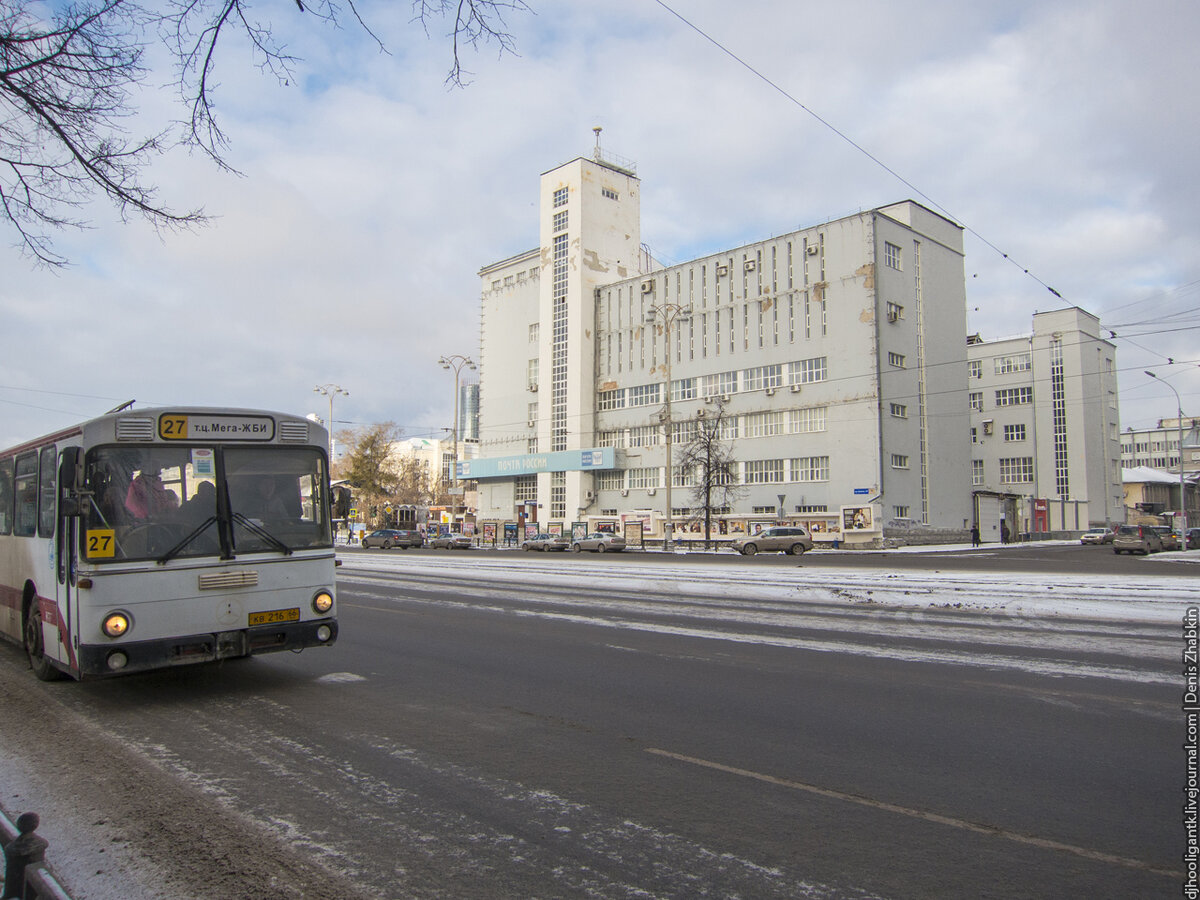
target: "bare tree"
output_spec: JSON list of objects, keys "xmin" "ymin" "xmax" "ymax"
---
[
  {"xmin": 334, "ymin": 421, "xmax": 401, "ymax": 527},
  {"xmin": 0, "ymin": 0, "xmax": 528, "ymax": 265},
  {"xmin": 674, "ymin": 399, "xmax": 745, "ymax": 549}
]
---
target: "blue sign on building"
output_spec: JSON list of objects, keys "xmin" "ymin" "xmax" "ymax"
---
[{"xmin": 458, "ymin": 447, "xmax": 616, "ymax": 480}]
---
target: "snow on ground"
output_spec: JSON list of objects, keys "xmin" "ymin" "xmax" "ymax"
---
[{"xmin": 341, "ymin": 542, "xmax": 1199, "ymax": 625}]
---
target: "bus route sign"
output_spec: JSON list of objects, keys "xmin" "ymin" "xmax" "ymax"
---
[{"xmin": 158, "ymin": 414, "xmax": 275, "ymax": 442}]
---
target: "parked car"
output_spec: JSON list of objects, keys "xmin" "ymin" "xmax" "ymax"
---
[
  {"xmin": 1151, "ymin": 526, "xmax": 1181, "ymax": 551},
  {"xmin": 1112, "ymin": 524, "xmax": 1164, "ymax": 555},
  {"xmin": 730, "ymin": 526, "xmax": 814, "ymax": 556},
  {"xmin": 571, "ymin": 532, "xmax": 626, "ymax": 553},
  {"xmin": 1188, "ymin": 528, "xmax": 1200, "ymax": 550},
  {"xmin": 428, "ymin": 532, "xmax": 473, "ymax": 550},
  {"xmin": 361, "ymin": 528, "xmax": 423, "ymax": 549},
  {"xmin": 1080, "ymin": 528, "xmax": 1114, "ymax": 545},
  {"xmin": 522, "ymin": 533, "xmax": 569, "ymax": 551}
]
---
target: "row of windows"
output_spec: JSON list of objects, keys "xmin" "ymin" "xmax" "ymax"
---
[
  {"xmin": 596, "ymin": 357, "xmax": 829, "ymax": 410},
  {"xmin": 970, "ymin": 387, "xmax": 1034, "ymax": 411},
  {"xmin": 0, "ymin": 446, "xmax": 58, "ymax": 538},
  {"xmin": 594, "ymin": 456, "xmax": 832, "ymax": 490},
  {"xmin": 488, "ymin": 267, "xmax": 540, "ymax": 291},
  {"xmin": 966, "ymin": 353, "xmax": 1032, "ymax": 379},
  {"xmin": 594, "ymin": 406, "xmax": 828, "ymax": 447}
]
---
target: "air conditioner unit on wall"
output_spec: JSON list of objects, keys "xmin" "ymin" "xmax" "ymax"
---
[
  {"xmin": 716, "ymin": 265, "xmax": 729, "ymax": 276},
  {"xmin": 982, "ymin": 420, "xmax": 994, "ymax": 434},
  {"xmin": 647, "ymin": 488, "xmax": 657, "ymax": 496},
  {"xmin": 887, "ymin": 311, "xmax": 899, "ymax": 323},
  {"xmin": 790, "ymin": 384, "xmax": 802, "ymax": 393},
  {"xmin": 641, "ymin": 281, "xmax": 654, "ymax": 294},
  {"xmin": 620, "ymin": 489, "xmax": 629, "ymax": 496},
  {"xmin": 744, "ymin": 260, "xmax": 756, "ymax": 271},
  {"xmin": 696, "ymin": 409, "xmax": 706, "ymax": 418},
  {"xmin": 807, "ymin": 244, "xmax": 820, "ymax": 256},
  {"xmin": 528, "ymin": 383, "xmax": 538, "ymax": 392}
]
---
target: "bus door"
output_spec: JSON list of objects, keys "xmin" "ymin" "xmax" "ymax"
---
[{"xmin": 57, "ymin": 447, "xmax": 84, "ymax": 662}]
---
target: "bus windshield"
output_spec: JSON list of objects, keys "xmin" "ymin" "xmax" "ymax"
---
[{"xmin": 84, "ymin": 445, "xmax": 330, "ymax": 562}]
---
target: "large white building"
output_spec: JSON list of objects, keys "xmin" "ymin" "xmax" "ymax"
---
[
  {"xmin": 468, "ymin": 148, "xmax": 975, "ymax": 543},
  {"xmin": 965, "ymin": 308, "xmax": 1122, "ymax": 536}
]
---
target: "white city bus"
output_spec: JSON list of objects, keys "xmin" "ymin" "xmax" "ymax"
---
[{"xmin": 0, "ymin": 406, "xmax": 338, "ymax": 680}]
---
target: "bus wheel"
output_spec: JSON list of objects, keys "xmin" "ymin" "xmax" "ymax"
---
[{"xmin": 24, "ymin": 605, "xmax": 61, "ymax": 682}]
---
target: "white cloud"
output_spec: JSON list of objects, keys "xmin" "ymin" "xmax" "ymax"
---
[{"xmin": 2, "ymin": 0, "xmax": 1198, "ymax": 447}]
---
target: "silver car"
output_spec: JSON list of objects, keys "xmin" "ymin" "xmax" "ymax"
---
[
  {"xmin": 571, "ymin": 532, "xmax": 626, "ymax": 553},
  {"xmin": 522, "ymin": 533, "xmax": 569, "ymax": 551},
  {"xmin": 1112, "ymin": 524, "xmax": 1163, "ymax": 555},
  {"xmin": 429, "ymin": 532, "xmax": 473, "ymax": 550},
  {"xmin": 730, "ymin": 526, "xmax": 814, "ymax": 556}
]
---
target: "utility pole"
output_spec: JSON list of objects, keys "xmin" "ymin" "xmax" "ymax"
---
[
  {"xmin": 1146, "ymin": 371, "xmax": 1188, "ymax": 549},
  {"xmin": 646, "ymin": 303, "xmax": 691, "ymax": 549},
  {"xmin": 313, "ymin": 384, "xmax": 348, "ymax": 461},
  {"xmin": 440, "ymin": 354, "xmax": 476, "ymax": 526}
]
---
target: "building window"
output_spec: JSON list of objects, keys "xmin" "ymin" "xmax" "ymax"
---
[
  {"xmin": 597, "ymin": 470, "xmax": 625, "ymax": 491},
  {"xmin": 602, "ymin": 187, "xmax": 618, "ymax": 200},
  {"xmin": 527, "ymin": 401, "xmax": 538, "ymax": 425},
  {"xmin": 891, "ymin": 454, "xmax": 910, "ymax": 469},
  {"xmin": 552, "ymin": 210, "xmax": 568, "ymax": 233},
  {"xmin": 701, "ymin": 371, "xmax": 738, "ymax": 397},
  {"xmin": 884, "ymin": 242, "xmax": 902, "ymax": 269},
  {"xmin": 894, "ymin": 505, "xmax": 910, "ymax": 519},
  {"xmin": 968, "ymin": 360, "xmax": 982, "ymax": 379},
  {"xmin": 972, "ymin": 459, "xmax": 984, "ymax": 485},
  {"xmin": 1003, "ymin": 424, "xmax": 1027, "ymax": 442},
  {"xmin": 790, "ymin": 456, "xmax": 829, "ymax": 482},
  {"xmin": 551, "ymin": 471, "xmax": 565, "ymax": 519},
  {"xmin": 629, "ymin": 425, "xmax": 660, "ymax": 447},
  {"xmin": 627, "ymin": 467, "xmax": 660, "ymax": 490},
  {"xmin": 789, "ymin": 406, "xmax": 826, "ymax": 433},
  {"xmin": 596, "ymin": 429, "xmax": 625, "ymax": 449},
  {"xmin": 971, "ymin": 427, "xmax": 977, "ymax": 443},
  {"xmin": 888, "ymin": 352, "xmax": 906, "ymax": 368},
  {"xmin": 789, "ymin": 357, "xmax": 827, "ymax": 384},
  {"xmin": 744, "ymin": 459, "xmax": 785, "ymax": 484},
  {"xmin": 744, "ymin": 412, "xmax": 784, "ymax": 438},
  {"xmin": 999, "ymin": 457, "xmax": 1034, "ymax": 484},
  {"xmin": 528, "ymin": 323, "xmax": 539, "ymax": 343},
  {"xmin": 628, "ymin": 383, "xmax": 662, "ymax": 407},
  {"xmin": 886, "ymin": 302, "xmax": 904, "ymax": 322},
  {"xmin": 969, "ymin": 392, "xmax": 983, "ymax": 412},
  {"xmin": 743, "ymin": 364, "xmax": 783, "ymax": 391},
  {"xmin": 597, "ymin": 388, "xmax": 626, "ymax": 411},
  {"xmin": 995, "ymin": 387, "xmax": 1033, "ymax": 407},
  {"xmin": 890, "ymin": 403, "xmax": 907, "ymax": 418},
  {"xmin": 514, "ymin": 475, "xmax": 537, "ymax": 503},
  {"xmin": 527, "ymin": 358, "xmax": 539, "ymax": 390},
  {"xmin": 994, "ymin": 353, "xmax": 1032, "ymax": 375},
  {"xmin": 553, "ymin": 187, "xmax": 568, "ymax": 207}
]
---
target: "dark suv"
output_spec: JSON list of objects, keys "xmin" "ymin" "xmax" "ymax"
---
[{"xmin": 361, "ymin": 529, "xmax": 423, "ymax": 549}]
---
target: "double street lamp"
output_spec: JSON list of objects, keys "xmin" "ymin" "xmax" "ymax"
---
[
  {"xmin": 313, "ymin": 384, "xmax": 348, "ymax": 462},
  {"xmin": 646, "ymin": 303, "xmax": 692, "ymax": 549},
  {"xmin": 1145, "ymin": 370, "xmax": 1189, "ymax": 548},
  {"xmin": 439, "ymin": 355, "xmax": 476, "ymax": 514}
]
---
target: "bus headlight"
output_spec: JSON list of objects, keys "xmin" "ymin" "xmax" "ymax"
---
[
  {"xmin": 102, "ymin": 611, "xmax": 132, "ymax": 638},
  {"xmin": 312, "ymin": 591, "xmax": 334, "ymax": 615}
]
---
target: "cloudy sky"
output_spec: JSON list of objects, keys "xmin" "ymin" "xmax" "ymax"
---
[{"xmin": 3, "ymin": 0, "xmax": 1197, "ymax": 450}]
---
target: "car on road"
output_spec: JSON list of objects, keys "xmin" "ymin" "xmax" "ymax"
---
[
  {"xmin": 361, "ymin": 529, "xmax": 423, "ymax": 550},
  {"xmin": 1080, "ymin": 528, "xmax": 1114, "ymax": 545},
  {"xmin": 1112, "ymin": 524, "xmax": 1164, "ymax": 555},
  {"xmin": 571, "ymin": 532, "xmax": 626, "ymax": 553},
  {"xmin": 730, "ymin": 526, "xmax": 814, "ymax": 556},
  {"xmin": 428, "ymin": 532, "xmax": 473, "ymax": 550},
  {"xmin": 522, "ymin": 533, "xmax": 569, "ymax": 551},
  {"xmin": 1151, "ymin": 525, "xmax": 1181, "ymax": 551}
]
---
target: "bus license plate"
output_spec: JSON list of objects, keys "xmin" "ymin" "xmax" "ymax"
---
[{"xmin": 249, "ymin": 608, "xmax": 300, "ymax": 626}]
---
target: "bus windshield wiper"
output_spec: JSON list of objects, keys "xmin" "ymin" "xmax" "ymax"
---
[
  {"xmin": 157, "ymin": 517, "xmax": 219, "ymax": 565},
  {"xmin": 231, "ymin": 513, "xmax": 293, "ymax": 555}
]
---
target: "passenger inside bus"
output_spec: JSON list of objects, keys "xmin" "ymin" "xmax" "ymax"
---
[{"xmin": 124, "ymin": 469, "xmax": 180, "ymax": 519}]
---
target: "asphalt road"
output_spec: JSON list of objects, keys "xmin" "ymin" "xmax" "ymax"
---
[{"xmin": 0, "ymin": 549, "xmax": 1186, "ymax": 899}]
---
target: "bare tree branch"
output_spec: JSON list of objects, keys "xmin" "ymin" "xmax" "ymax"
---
[{"xmin": 0, "ymin": 0, "xmax": 527, "ymax": 266}]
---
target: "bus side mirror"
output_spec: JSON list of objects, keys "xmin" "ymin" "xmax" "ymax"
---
[{"xmin": 59, "ymin": 447, "xmax": 84, "ymax": 517}]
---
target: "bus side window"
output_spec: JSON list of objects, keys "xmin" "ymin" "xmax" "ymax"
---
[
  {"xmin": 38, "ymin": 445, "xmax": 57, "ymax": 538},
  {"xmin": 0, "ymin": 458, "xmax": 12, "ymax": 534},
  {"xmin": 13, "ymin": 453, "xmax": 38, "ymax": 537}
]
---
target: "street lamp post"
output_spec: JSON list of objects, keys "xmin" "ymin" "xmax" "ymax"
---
[
  {"xmin": 1146, "ymin": 370, "xmax": 1188, "ymax": 549},
  {"xmin": 313, "ymin": 384, "xmax": 348, "ymax": 462},
  {"xmin": 646, "ymin": 303, "xmax": 692, "ymax": 550},
  {"xmin": 439, "ymin": 355, "xmax": 476, "ymax": 524}
]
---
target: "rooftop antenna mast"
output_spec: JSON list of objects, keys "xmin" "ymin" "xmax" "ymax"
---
[{"xmin": 593, "ymin": 126, "xmax": 603, "ymax": 161}]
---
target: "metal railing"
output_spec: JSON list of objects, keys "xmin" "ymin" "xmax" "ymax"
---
[{"xmin": 1, "ymin": 811, "xmax": 73, "ymax": 900}]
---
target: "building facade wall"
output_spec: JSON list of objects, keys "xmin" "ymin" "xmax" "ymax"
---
[
  {"xmin": 474, "ymin": 152, "xmax": 973, "ymax": 534},
  {"xmin": 967, "ymin": 307, "xmax": 1121, "ymax": 530}
]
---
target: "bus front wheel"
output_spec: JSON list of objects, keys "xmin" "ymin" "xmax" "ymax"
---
[{"xmin": 24, "ymin": 604, "xmax": 61, "ymax": 682}]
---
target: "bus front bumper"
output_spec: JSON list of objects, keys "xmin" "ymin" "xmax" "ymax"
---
[{"xmin": 77, "ymin": 618, "xmax": 339, "ymax": 678}]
